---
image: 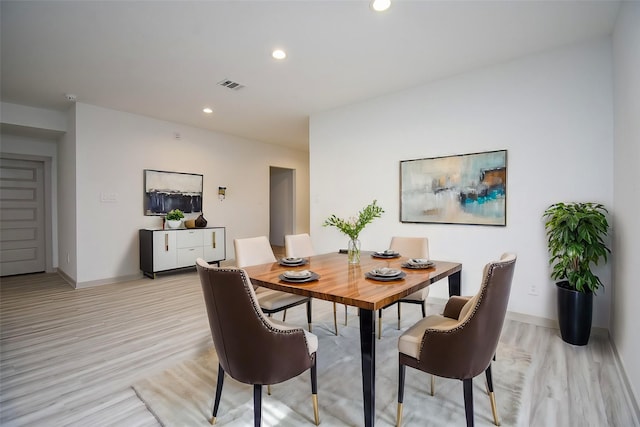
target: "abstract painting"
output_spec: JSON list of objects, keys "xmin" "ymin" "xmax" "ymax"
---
[
  {"xmin": 400, "ymin": 150, "xmax": 507, "ymax": 225},
  {"xmin": 144, "ymin": 169, "xmax": 203, "ymax": 215}
]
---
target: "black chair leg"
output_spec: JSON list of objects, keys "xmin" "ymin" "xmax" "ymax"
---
[
  {"xmin": 311, "ymin": 357, "xmax": 319, "ymax": 425},
  {"xmin": 421, "ymin": 301, "xmax": 426, "ymax": 318},
  {"xmin": 485, "ymin": 364, "xmax": 494, "ymax": 393},
  {"xmin": 254, "ymin": 384, "xmax": 262, "ymax": 427},
  {"xmin": 307, "ymin": 299, "xmax": 313, "ymax": 331},
  {"xmin": 397, "ymin": 363, "xmax": 406, "ymax": 426},
  {"xmin": 311, "ymin": 358, "xmax": 318, "ymax": 394},
  {"xmin": 211, "ymin": 364, "xmax": 225, "ymax": 424},
  {"xmin": 463, "ymin": 378, "xmax": 474, "ymax": 427}
]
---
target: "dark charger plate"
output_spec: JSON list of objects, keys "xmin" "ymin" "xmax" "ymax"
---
[
  {"xmin": 364, "ymin": 271, "xmax": 406, "ymax": 281},
  {"xmin": 371, "ymin": 252, "xmax": 401, "ymax": 259}
]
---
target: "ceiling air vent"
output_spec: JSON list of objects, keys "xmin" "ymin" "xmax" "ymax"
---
[{"xmin": 217, "ymin": 79, "xmax": 245, "ymax": 91}]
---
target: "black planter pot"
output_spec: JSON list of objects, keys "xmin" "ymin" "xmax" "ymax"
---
[{"xmin": 556, "ymin": 281, "xmax": 593, "ymax": 346}]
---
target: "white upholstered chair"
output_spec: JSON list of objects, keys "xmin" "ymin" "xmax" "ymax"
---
[
  {"xmin": 378, "ymin": 236, "xmax": 430, "ymax": 339},
  {"xmin": 284, "ymin": 233, "xmax": 340, "ymax": 335},
  {"xmin": 234, "ymin": 236, "xmax": 313, "ymax": 331},
  {"xmin": 284, "ymin": 233, "xmax": 315, "ymax": 259}
]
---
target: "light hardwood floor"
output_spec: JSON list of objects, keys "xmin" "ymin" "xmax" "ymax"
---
[{"xmin": 1, "ymin": 269, "xmax": 638, "ymax": 426}]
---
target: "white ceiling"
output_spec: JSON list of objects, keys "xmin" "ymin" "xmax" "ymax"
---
[{"xmin": 1, "ymin": 1, "xmax": 621, "ymax": 151}]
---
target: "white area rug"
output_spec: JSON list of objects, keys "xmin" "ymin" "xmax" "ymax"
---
[{"xmin": 133, "ymin": 306, "xmax": 531, "ymax": 426}]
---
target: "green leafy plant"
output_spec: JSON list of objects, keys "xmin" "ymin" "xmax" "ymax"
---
[
  {"xmin": 542, "ymin": 202, "xmax": 610, "ymax": 293},
  {"xmin": 166, "ymin": 209, "xmax": 185, "ymax": 221},
  {"xmin": 323, "ymin": 200, "xmax": 384, "ymax": 240}
]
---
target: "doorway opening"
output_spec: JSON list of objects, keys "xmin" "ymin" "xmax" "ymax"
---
[{"xmin": 269, "ymin": 167, "xmax": 295, "ymax": 248}]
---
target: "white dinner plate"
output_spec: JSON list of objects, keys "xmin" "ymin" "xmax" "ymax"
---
[
  {"xmin": 369, "ymin": 268, "xmax": 401, "ymax": 277},
  {"xmin": 283, "ymin": 269, "xmax": 312, "ymax": 279}
]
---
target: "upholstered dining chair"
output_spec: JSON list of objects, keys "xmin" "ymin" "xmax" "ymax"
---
[
  {"xmin": 196, "ymin": 259, "xmax": 320, "ymax": 426},
  {"xmin": 378, "ymin": 236, "xmax": 430, "ymax": 339},
  {"xmin": 395, "ymin": 253, "xmax": 517, "ymax": 427},
  {"xmin": 234, "ymin": 236, "xmax": 312, "ymax": 331},
  {"xmin": 285, "ymin": 233, "xmax": 340, "ymax": 335}
]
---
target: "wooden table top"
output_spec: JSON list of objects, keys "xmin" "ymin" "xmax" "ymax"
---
[{"xmin": 242, "ymin": 251, "xmax": 462, "ymax": 311}]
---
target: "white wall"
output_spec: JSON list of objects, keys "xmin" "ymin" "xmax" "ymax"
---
[
  {"xmin": 72, "ymin": 103, "xmax": 309, "ymax": 285},
  {"xmin": 310, "ymin": 39, "xmax": 614, "ymax": 327},
  {"xmin": 1, "ymin": 102, "xmax": 67, "ymax": 133},
  {"xmin": 612, "ymin": 0, "xmax": 640, "ymax": 413}
]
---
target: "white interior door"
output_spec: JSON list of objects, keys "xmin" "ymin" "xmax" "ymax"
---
[{"xmin": 0, "ymin": 158, "xmax": 46, "ymax": 276}]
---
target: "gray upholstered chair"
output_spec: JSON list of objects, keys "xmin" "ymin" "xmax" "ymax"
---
[
  {"xmin": 378, "ymin": 236, "xmax": 430, "ymax": 339},
  {"xmin": 196, "ymin": 259, "xmax": 320, "ymax": 426},
  {"xmin": 396, "ymin": 253, "xmax": 517, "ymax": 427},
  {"xmin": 234, "ymin": 236, "xmax": 312, "ymax": 330},
  {"xmin": 285, "ymin": 233, "xmax": 340, "ymax": 335}
]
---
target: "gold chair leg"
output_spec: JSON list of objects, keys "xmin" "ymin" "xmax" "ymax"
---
[
  {"xmin": 489, "ymin": 391, "xmax": 500, "ymax": 426},
  {"xmin": 267, "ymin": 384, "xmax": 272, "ymax": 395},
  {"xmin": 396, "ymin": 402, "xmax": 403, "ymax": 427},
  {"xmin": 210, "ymin": 416, "xmax": 216, "ymax": 425},
  {"xmin": 312, "ymin": 393, "xmax": 320, "ymax": 425},
  {"xmin": 333, "ymin": 302, "xmax": 338, "ymax": 335},
  {"xmin": 430, "ymin": 375, "xmax": 435, "ymax": 396}
]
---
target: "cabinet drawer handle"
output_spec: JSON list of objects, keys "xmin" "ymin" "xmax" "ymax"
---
[
  {"xmin": 165, "ymin": 234, "xmax": 169, "ymax": 251},
  {"xmin": 212, "ymin": 232, "xmax": 216, "ymax": 249}
]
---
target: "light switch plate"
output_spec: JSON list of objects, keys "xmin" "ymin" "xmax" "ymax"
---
[{"xmin": 100, "ymin": 192, "xmax": 118, "ymax": 203}]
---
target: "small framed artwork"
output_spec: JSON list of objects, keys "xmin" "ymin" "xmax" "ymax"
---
[{"xmin": 400, "ymin": 150, "xmax": 507, "ymax": 226}]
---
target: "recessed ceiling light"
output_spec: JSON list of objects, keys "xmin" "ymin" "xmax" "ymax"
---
[
  {"xmin": 272, "ymin": 49, "xmax": 287, "ymax": 60},
  {"xmin": 203, "ymin": 107, "xmax": 213, "ymax": 114},
  {"xmin": 371, "ymin": 0, "xmax": 391, "ymax": 12}
]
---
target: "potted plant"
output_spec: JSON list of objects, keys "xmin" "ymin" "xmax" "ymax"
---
[
  {"xmin": 542, "ymin": 202, "xmax": 610, "ymax": 345},
  {"xmin": 165, "ymin": 209, "xmax": 185, "ymax": 229},
  {"xmin": 323, "ymin": 200, "xmax": 384, "ymax": 264}
]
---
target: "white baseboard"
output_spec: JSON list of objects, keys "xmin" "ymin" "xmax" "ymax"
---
[
  {"xmin": 56, "ymin": 269, "xmax": 143, "ymax": 289},
  {"xmin": 610, "ymin": 338, "xmax": 640, "ymax": 425},
  {"xmin": 56, "ymin": 268, "xmax": 76, "ymax": 288},
  {"xmin": 75, "ymin": 273, "xmax": 143, "ymax": 289},
  {"xmin": 427, "ymin": 296, "xmax": 609, "ymax": 337}
]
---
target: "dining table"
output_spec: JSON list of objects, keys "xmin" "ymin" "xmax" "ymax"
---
[{"xmin": 242, "ymin": 250, "xmax": 462, "ymax": 427}]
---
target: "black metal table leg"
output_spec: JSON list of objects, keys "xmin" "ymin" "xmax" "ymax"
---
[
  {"xmin": 448, "ymin": 270, "xmax": 461, "ymax": 296},
  {"xmin": 359, "ymin": 308, "xmax": 376, "ymax": 427}
]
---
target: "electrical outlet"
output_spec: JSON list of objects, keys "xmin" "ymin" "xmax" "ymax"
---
[{"xmin": 528, "ymin": 283, "xmax": 538, "ymax": 296}]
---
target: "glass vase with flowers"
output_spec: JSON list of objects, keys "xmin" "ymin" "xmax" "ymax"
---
[{"xmin": 323, "ymin": 200, "xmax": 384, "ymax": 264}]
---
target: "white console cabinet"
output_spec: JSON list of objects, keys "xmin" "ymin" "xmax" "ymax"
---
[{"xmin": 139, "ymin": 227, "xmax": 225, "ymax": 278}]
